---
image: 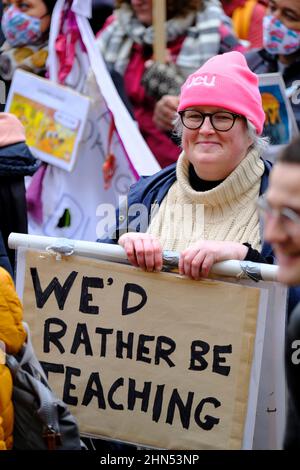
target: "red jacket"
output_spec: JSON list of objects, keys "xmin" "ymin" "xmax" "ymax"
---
[{"xmin": 124, "ymin": 39, "xmax": 183, "ymax": 168}]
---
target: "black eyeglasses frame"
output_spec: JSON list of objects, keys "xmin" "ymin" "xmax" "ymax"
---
[{"xmin": 178, "ymin": 110, "xmax": 243, "ymax": 132}]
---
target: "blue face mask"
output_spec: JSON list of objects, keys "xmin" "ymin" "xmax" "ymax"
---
[{"xmin": 1, "ymin": 5, "xmax": 46, "ymax": 47}]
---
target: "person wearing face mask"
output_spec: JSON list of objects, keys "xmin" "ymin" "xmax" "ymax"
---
[
  {"xmin": 221, "ymin": 0, "xmax": 269, "ymax": 49},
  {"xmin": 154, "ymin": 0, "xmax": 300, "ymax": 136},
  {"xmin": 246, "ymin": 0, "xmax": 300, "ymax": 129},
  {"xmin": 0, "ymin": 0, "xmax": 56, "ymax": 85}
]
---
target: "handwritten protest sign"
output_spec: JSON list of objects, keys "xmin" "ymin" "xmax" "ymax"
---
[{"xmin": 22, "ymin": 250, "xmax": 261, "ymax": 450}]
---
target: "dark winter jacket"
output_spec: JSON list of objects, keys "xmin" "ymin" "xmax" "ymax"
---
[
  {"xmin": 246, "ymin": 48, "xmax": 300, "ymax": 130},
  {"xmin": 285, "ymin": 301, "xmax": 300, "ymax": 449},
  {"xmin": 99, "ymin": 157, "xmax": 300, "ymax": 314},
  {"xmin": 0, "ymin": 230, "xmax": 12, "ymax": 277},
  {"xmin": 0, "ymin": 142, "xmax": 39, "ymax": 269},
  {"xmin": 99, "ymin": 157, "xmax": 274, "ymax": 260},
  {"xmin": 0, "ymin": 142, "xmax": 39, "ymax": 177}
]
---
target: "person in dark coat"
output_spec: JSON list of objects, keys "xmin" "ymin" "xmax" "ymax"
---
[
  {"xmin": 0, "ymin": 0, "xmax": 56, "ymax": 93},
  {"xmin": 262, "ymin": 136, "xmax": 300, "ymax": 448},
  {"xmin": 99, "ymin": 52, "xmax": 275, "ymax": 276},
  {"xmin": 0, "ymin": 113, "xmax": 39, "ymax": 270}
]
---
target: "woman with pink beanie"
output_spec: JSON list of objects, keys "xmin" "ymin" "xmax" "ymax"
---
[
  {"xmin": 97, "ymin": 0, "xmax": 245, "ymax": 168},
  {"xmin": 0, "ymin": 112, "xmax": 38, "ymax": 272},
  {"xmin": 100, "ymin": 51, "xmax": 276, "ymax": 278}
]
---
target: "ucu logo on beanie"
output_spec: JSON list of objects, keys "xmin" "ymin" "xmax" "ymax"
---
[
  {"xmin": 185, "ymin": 75, "xmax": 216, "ymax": 89},
  {"xmin": 177, "ymin": 51, "xmax": 266, "ymax": 135}
]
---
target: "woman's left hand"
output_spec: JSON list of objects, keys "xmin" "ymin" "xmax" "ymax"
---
[{"xmin": 179, "ymin": 241, "xmax": 248, "ymax": 280}]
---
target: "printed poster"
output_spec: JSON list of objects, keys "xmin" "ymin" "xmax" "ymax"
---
[
  {"xmin": 259, "ymin": 73, "xmax": 298, "ymax": 153},
  {"xmin": 6, "ymin": 69, "xmax": 90, "ymax": 171}
]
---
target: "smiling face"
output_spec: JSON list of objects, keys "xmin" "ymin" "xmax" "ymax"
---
[
  {"xmin": 3, "ymin": 0, "xmax": 50, "ymax": 33},
  {"xmin": 264, "ymin": 162, "xmax": 300, "ymax": 285},
  {"xmin": 181, "ymin": 106, "xmax": 253, "ymax": 181}
]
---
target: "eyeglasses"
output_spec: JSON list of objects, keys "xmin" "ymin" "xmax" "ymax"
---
[
  {"xmin": 257, "ymin": 196, "xmax": 300, "ymax": 230},
  {"xmin": 178, "ymin": 110, "xmax": 243, "ymax": 132}
]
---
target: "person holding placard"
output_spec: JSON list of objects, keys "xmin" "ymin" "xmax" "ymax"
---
[
  {"xmin": 260, "ymin": 136, "xmax": 300, "ymax": 448},
  {"xmin": 97, "ymin": 0, "xmax": 244, "ymax": 168},
  {"xmin": 100, "ymin": 51, "xmax": 275, "ymax": 278}
]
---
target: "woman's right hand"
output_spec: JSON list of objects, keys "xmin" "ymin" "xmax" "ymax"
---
[{"xmin": 118, "ymin": 233, "xmax": 163, "ymax": 272}]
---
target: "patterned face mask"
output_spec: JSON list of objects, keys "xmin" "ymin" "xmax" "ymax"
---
[
  {"xmin": 263, "ymin": 15, "xmax": 300, "ymax": 55},
  {"xmin": 1, "ymin": 5, "xmax": 46, "ymax": 47}
]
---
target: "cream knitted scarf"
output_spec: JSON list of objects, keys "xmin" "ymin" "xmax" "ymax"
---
[{"xmin": 147, "ymin": 149, "xmax": 264, "ymax": 252}]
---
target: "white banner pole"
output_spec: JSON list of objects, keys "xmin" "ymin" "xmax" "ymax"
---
[{"xmin": 8, "ymin": 233, "xmax": 279, "ymax": 281}]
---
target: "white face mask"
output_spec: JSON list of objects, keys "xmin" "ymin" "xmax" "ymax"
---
[{"xmin": 263, "ymin": 15, "xmax": 300, "ymax": 55}]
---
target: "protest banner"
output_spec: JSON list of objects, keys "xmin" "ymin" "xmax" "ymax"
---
[
  {"xmin": 18, "ymin": 248, "xmax": 269, "ymax": 450},
  {"xmin": 6, "ymin": 0, "xmax": 160, "ymax": 242}
]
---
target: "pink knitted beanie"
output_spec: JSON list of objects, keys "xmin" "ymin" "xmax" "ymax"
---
[
  {"xmin": 178, "ymin": 51, "xmax": 265, "ymax": 135},
  {"xmin": 0, "ymin": 113, "xmax": 26, "ymax": 147}
]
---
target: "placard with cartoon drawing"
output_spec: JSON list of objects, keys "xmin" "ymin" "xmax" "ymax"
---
[
  {"xmin": 259, "ymin": 73, "xmax": 298, "ymax": 151},
  {"xmin": 5, "ymin": 69, "xmax": 90, "ymax": 172}
]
